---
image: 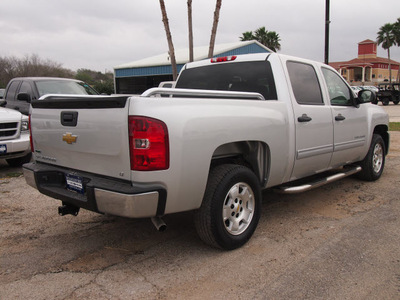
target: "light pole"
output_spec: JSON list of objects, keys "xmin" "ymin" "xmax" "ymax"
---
[{"xmin": 324, "ymin": 0, "xmax": 330, "ymax": 65}]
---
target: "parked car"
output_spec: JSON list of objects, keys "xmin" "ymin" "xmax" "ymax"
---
[
  {"xmin": 0, "ymin": 107, "xmax": 31, "ymax": 167},
  {"xmin": 351, "ymin": 86, "xmax": 362, "ymax": 96},
  {"xmin": 362, "ymin": 86, "xmax": 379, "ymax": 93},
  {"xmin": 1, "ymin": 77, "xmax": 99, "ymax": 115},
  {"xmin": 374, "ymin": 83, "xmax": 400, "ymax": 105}
]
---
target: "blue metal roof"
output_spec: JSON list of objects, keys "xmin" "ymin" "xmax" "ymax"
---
[{"xmin": 115, "ymin": 43, "xmax": 269, "ymax": 78}]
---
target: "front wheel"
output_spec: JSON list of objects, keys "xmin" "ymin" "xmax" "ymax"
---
[
  {"xmin": 194, "ymin": 164, "xmax": 261, "ymax": 250},
  {"xmin": 357, "ymin": 134, "xmax": 385, "ymax": 181}
]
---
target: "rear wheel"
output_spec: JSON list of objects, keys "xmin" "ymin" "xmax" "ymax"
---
[
  {"xmin": 382, "ymin": 98, "xmax": 389, "ymax": 106},
  {"xmin": 194, "ymin": 164, "xmax": 261, "ymax": 250},
  {"xmin": 357, "ymin": 134, "xmax": 385, "ymax": 181}
]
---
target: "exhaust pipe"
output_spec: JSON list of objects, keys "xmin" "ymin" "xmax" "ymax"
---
[{"xmin": 151, "ymin": 217, "xmax": 167, "ymax": 232}]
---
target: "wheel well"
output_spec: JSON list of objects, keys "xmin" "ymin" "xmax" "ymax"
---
[
  {"xmin": 374, "ymin": 125, "xmax": 389, "ymax": 155},
  {"xmin": 210, "ymin": 141, "xmax": 270, "ymax": 186}
]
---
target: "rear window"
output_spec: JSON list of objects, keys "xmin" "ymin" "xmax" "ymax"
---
[
  {"xmin": 176, "ymin": 61, "xmax": 277, "ymax": 100},
  {"xmin": 35, "ymin": 80, "xmax": 99, "ymax": 97}
]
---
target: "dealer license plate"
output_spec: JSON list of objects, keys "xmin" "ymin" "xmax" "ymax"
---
[
  {"xmin": 66, "ymin": 173, "xmax": 84, "ymax": 194},
  {"xmin": 0, "ymin": 144, "xmax": 7, "ymax": 154}
]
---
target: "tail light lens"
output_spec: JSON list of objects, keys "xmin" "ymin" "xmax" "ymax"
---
[
  {"xmin": 128, "ymin": 116, "xmax": 169, "ymax": 171},
  {"xmin": 29, "ymin": 114, "xmax": 34, "ymax": 153},
  {"xmin": 211, "ymin": 56, "xmax": 237, "ymax": 63}
]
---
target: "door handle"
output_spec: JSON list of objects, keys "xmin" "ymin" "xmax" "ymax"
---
[
  {"xmin": 335, "ymin": 114, "xmax": 346, "ymax": 121},
  {"xmin": 298, "ymin": 114, "xmax": 312, "ymax": 123}
]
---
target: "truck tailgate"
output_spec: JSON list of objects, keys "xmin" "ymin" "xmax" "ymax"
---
[{"xmin": 30, "ymin": 96, "xmax": 132, "ymax": 181}]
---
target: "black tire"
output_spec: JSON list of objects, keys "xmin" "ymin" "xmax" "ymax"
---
[
  {"xmin": 194, "ymin": 164, "xmax": 261, "ymax": 250},
  {"xmin": 371, "ymin": 99, "xmax": 378, "ymax": 105},
  {"xmin": 382, "ymin": 98, "xmax": 389, "ymax": 106},
  {"xmin": 393, "ymin": 100, "xmax": 399, "ymax": 105},
  {"xmin": 6, "ymin": 153, "xmax": 32, "ymax": 167},
  {"xmin": 357, "ymin": 134, "xmax": 385, "ymax": 181}
]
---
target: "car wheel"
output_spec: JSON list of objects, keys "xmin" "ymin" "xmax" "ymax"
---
[
  {"xmin": 357, "ymin": 134, "xmax": 385, "ymax": 181},
  {"xmin": 194, "ymin": 164, "xmax": 261, "ymax": 250},
  {"xmin": 6, "ymin": 153, "xmax": 32, "ymax": 167},
  {"xmin": 393, "ymin": 100, "xmax": 399, "ymax": 105},
  {"xmin": 382, "ymin": 98, "xmax": 389, "ymax": 106}
]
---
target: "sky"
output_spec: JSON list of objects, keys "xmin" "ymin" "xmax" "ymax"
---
[{"xmin": 1, "ymin": 0, "xmax": 400, "ymax": 73}]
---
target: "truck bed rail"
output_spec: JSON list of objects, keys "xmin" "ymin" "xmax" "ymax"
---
[{"xmin": 141, "ymin": 88, "xmax": 265, "ymax": 100}]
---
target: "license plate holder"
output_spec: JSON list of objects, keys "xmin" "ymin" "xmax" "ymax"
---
[
  {"xmin": 0, "ymin": 144, "xmax": 7, "ymax": 154},
  {"xmin": 65, "ymin": 173, "xmax": 84, "ymax": 194}
]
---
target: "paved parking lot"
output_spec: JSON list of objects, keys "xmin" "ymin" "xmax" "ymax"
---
[{"xmin": 1, "ymin": 105, "xmax": 400, "ymax": 299}]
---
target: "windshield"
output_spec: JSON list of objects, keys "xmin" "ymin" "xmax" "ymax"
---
[
  {"xmin": 176, "ymin": 61, "xmax": 277, "ymax": 100},
  {"xmin": 35, "ymin": 80, "xmax": 99, "ymax": 97}
]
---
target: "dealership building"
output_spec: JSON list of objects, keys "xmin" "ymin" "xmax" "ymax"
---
[
  {"xmin": 329, "ymin": 39, "xmax": 400, "ymax": 84},
  {"xmin": 114, "ymin": 40, "xmax": 271, "ymax": 94}
]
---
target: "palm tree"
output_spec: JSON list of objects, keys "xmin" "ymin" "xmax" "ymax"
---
[
  {"xmin": 241, "ymin": 27, "xmax": 281, "ymax": 52},
  {"xmin": 208, "ymin": 0, "xmax": 222, "ymax": 58},
  {"xmin": 266, "ymin": 31, "xmax": 281, "ymax": 52},
  {"xmin": 187, "ymin": 0, "xmax": 194, "ymax": 62},
  {"xmin": 377, "ymin": 23, "xmax": 396, "ymax": 84},
  {"xmin": 240, "ymin": 31, "xmax": 254, "ymax": 41},
  {"xmin": 159, "ymin": 0, "xmax": 178, "ymax": 80},
  {"xmin": 254, "ymin": 27, "xmax": 268, "ymax": 46},
  {"xmin": 394, "ymin": 18, "xmax": 400, "ymax": 83}
]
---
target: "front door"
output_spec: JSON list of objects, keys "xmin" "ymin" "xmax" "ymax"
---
[{"xmin": 321, "ymin": 67, "xmax": 368, "ymax": 167}]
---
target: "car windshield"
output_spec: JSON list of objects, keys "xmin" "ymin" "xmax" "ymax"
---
[{"xmin": 35, "ymin": 80, "xmax": 99, "ymax": 97}]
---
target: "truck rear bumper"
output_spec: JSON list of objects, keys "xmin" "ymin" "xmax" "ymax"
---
[{"xmin": 23, "ymin": 162, "xmax": 167, "ymax": 218}]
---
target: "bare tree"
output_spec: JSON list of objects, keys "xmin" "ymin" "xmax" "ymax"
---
[
  {"xmin": 208, "ymin": 0, "xmax": 222, "ymax": 58},
  {"xmin": 159, "ymin": 0, "xmax": 178, "ymax": 80},
  {"xmin": 187, "ymin": 0, "xmax": 194, "ymax": 62}
]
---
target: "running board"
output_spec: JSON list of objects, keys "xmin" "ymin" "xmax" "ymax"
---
[{"xmin": 274, "ymin": 166, "xmax": 362, "ymax": 194}]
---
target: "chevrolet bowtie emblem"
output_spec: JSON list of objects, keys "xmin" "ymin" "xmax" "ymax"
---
[{"xmin": 62, "ymin": 133, "xmax": 78, "ymax": 144}]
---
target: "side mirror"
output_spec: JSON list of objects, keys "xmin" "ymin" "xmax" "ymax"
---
[
  {"xmin": 17, "ymin": 92, "xmax": 32, "ymax": 103},
  {"xmin": 357, "ymin": 89, "xmax": 375, "ymax": 104}
]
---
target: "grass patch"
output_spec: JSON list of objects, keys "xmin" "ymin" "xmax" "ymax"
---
[
  {"xmin": 5, "ymin": 172, "xmax": 23, "ymax": 178},
  {"xmin": 389, "ymin": 122, "xmax": 400, "ymax": 131}
]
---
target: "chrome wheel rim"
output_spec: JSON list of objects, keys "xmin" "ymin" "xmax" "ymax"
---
[
  {"xmin": 222, "ymin": 182, "xmax": 255, "ymax": 236},
  {"xmin": 372, "ymin": 143, "xmax": 383, "ymax": 174}
]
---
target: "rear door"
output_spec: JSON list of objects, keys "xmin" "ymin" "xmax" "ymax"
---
[
  {"xmin": 286, "ymin": 60, "xmax": 334, "ymax": 180},
  {"xmin": 30, "ymin": 95, "xmax": 132, "ymax": 181}
]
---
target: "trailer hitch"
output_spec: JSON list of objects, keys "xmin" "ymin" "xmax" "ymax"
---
[{"xmin": 58, "ymin": 204, "xmax": 80, "ymax": 216}]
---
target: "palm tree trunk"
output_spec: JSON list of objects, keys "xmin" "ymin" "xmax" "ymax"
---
[
  {"xmin": 159, "ymin": 0, "xmax": 178, "ymax": 80},
  {"xmin": 388, "ymin": 48, "xmax": 392, "ymax": 84},
  {"xmin": 187, "ymin": 0, "xmax": 194, "ymax": 62},
  {"xmin": 208, "ymin": 0, "xmax": 222, "ymax": 58}
]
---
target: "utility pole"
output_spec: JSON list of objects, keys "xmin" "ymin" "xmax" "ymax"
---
[{"xmin": 324, "ymin": 0, "xmax": 330, "ymax": 65}]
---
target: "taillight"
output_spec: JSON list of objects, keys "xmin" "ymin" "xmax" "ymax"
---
[
  {"xmin": 29, "ymin": 115, "xmax": 34, "ymax": 153},
  {"xmin": 210, "ymin": 56, "xmax": 237, "ymax": 63},
  {"xmin": 128, "ymin": 116, "xmax": 169, "ymax": 171}
]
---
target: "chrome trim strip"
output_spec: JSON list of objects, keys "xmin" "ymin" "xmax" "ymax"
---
[
  {"xmin": 334, "ymin": 138, "xmax": 365, "ymax": 152},
  {"xmin": 297, "ymin": 144, "xmax": 334, "ymax": 159}
]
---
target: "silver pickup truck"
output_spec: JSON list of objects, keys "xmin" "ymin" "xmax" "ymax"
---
[{"xmin": 23, "ymin": 53, "xmax": 389, "ymax": 250}]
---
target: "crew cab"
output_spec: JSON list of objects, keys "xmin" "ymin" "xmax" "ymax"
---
[
  {"xmin": 1, "ymin": 77, "xmax": 99, "ymax": 115},
  {"xmin": 23, "ymin": 53, "xmax": 389, "ymax": 250}
]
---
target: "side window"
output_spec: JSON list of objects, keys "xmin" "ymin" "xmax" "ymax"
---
[
  {"xmin": 19, "ymin": 81, "xmax": 33, "ymax": 98},
  {"xmin": 5, "ymin": 81, "xmax": 21, "ymax": 101},
  {"xmin": 321, "ymin": 68, "xmax": 353, "ymax": 106},
  {"xmin": 287, "ymin": 61, "xmax": 323, "ymax": 105}
]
